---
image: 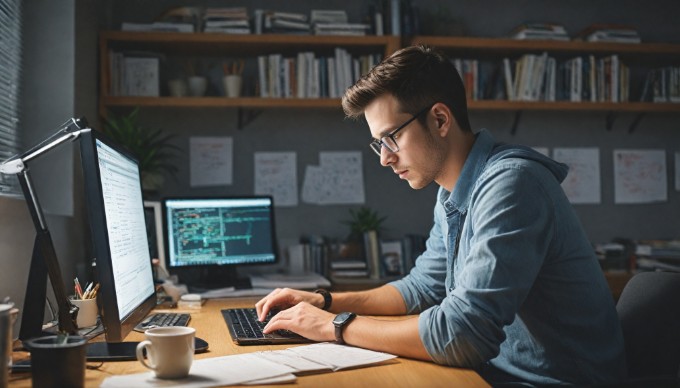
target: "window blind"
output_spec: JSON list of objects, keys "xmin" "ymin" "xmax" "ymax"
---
[{"xmin": 0, "ymin": 0, "xmax": 22, "ymax": 196}]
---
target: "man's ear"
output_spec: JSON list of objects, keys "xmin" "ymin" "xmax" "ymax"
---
[{"xmin": 431, "ymin": 103, "xmax": 453, "ymax": 137}]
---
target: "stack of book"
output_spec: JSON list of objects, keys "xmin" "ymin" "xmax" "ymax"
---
[
  {"xmin": 510, "ymin": 22, "xmax": 569, "ymax": 41},
  {"xmin": 575, "ymin": 24, "xmax": 641, "ymax": 43},
  {"xmin": 121, "ymin": 6, "xmax": 199, "ymax": 33},
  {"xmin": 311, "ymin": 9, "xmax": 370, "ymax": 36},
  {"xmin": 263, "ymin": 11, "xmax": 310, "ymax": 34},
  {"xmin": 329, "ymin": 258, "xmax": 369, "ymax": 278},
  {"xmin": 202, "ymin": 7, "xmax": 250, "ymax": 34},
  {"xmin": 635, "ymin": 240, "xmax": 680, "ymax": 272}
]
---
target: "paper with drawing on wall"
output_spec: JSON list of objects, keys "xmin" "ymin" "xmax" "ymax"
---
[
  {"xmin": 553, "ymin": 147, "xmax": 601, "ymax": 204},
  {"xmin": 190, "ymin": 136, "xmax": 233, "ymax": 187},
  {"xmin": 613, "ymin": 149, "xmax": 667, "ymax": 204},
  {"xmin": 301, "ymin": 151, "xmax": 365, "ymax": 205},
  {"xmin": 254, "ymin": 152, "xmax": 298, "ymax": 206}
]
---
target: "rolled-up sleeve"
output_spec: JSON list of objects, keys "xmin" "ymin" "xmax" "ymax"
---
[{"xmin": 389, "ymin": 196, "xmax": 449, "ymax": 314}]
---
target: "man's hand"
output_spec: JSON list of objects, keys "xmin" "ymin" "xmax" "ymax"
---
[
  {"xmin": 255, "ymin": 288, "xmax": 324, "ymax": 321},
  {"xmin": 262, "ymin": 302, "xmax": 336, "ymax": 342}
]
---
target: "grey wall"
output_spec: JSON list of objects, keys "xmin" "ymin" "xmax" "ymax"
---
[
  {"xmin": 104, "ymin": 0, "xmax": 680, "ymax": 245},
  {"xmin": 1, "ymin": 1, "xmax": 679, "ymax": 330}
]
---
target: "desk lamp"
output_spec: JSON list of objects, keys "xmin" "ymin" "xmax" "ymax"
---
[{"xmin": 0, "ymin": 117, "xmax": 90, "ymax": 339}]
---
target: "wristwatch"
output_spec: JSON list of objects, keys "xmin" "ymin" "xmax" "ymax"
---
[
  {"xmin": 332, "ymin": 312, "xmax": 356, "ymax": 344},
  {"xmin": 315, "ymin": 289, "xmax": 332, "ymax": 310}
]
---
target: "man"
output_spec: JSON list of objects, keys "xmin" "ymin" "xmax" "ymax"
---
[{"xmin": 256, "ymin": 45, "xmax": 626, "ymax": 385}]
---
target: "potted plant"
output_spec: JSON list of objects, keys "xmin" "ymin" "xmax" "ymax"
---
[
  {"xmin": 102, "ymin": 108, "xmax": 180, "ymax": 193},
  {"xmin": 343, "ymin": 207, "xmax": 387, "ymax": 241}
]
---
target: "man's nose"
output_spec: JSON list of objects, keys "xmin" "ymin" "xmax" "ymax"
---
[{"xmin": 380, "ymin": 146, "xmax": 395, "ymax": 166}]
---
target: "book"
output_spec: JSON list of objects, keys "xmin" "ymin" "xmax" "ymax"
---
[
  {"xmin": 121, "ymin": 22, "xmax": 194, "ymax": 33},
  {"xmin": 574, "ymin": 24, "xmax": 641, "ymax": 43},
  {"xmin": 510, "ymin": 22, "xmax": 569, "ymax": 41},
  {"xmin": 310, "ymin": 10, "xmax": 348, "ymax": 24},
  {"xmin": 123, "ymin": 57, "xmax": 159, "ymax": 97}
]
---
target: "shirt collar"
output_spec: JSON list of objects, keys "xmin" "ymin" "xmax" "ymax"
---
[{"xmin": 439, "ymin": 129, "xmax": 496, "ymax": 213}]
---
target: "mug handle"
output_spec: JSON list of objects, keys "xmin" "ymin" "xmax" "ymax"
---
[{"xmin": 135, "ymin": 340, "xmax": 156, "ymax": 370}]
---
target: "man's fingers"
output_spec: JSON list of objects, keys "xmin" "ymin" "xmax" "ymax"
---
[
  {"xmin": 263, "ymin": 310, "xmax": 290, "ymax": 333},
  {"xmin": 256, "ymin": 288, "xmax": 283, "ymax": 320}
]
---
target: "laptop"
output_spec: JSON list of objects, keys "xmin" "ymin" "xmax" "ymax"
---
[{"xmin": 221, "ymin": 307, "xmax": 313, "ymax": 345}]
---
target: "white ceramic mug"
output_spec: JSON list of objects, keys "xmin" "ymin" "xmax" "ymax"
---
[
  {"xmin": 69, "ymin": 296, "xmax": 98, "ymax": 328},
  {"xmin": 136, "ymin": 326, "xmax": 195, "ymax": 379}
]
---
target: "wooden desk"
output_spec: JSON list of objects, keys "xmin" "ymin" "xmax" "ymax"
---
[{"xmin": 9, "ymin": 298, "xmax": 488, "ymax": 387}]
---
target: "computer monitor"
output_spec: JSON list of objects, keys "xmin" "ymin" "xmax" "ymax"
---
[
  {"xmin": 79, "ymin": 128, "xmax": 157, "ymax": 343},
  {"xmin": 162, "ymin": 196, "xmax": 279, "ymax": 289}
]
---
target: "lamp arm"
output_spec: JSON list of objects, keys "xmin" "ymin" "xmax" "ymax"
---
[{"xmin": 0, "ymin": 117, "xmax": 89, "ymax": 174}]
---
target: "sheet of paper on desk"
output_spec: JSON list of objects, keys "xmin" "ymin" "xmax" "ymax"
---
[
  {"xmin": 255, "ymin": 348, "xmax": 333, "ymax": 374},
  {"xmin": 287, "ymin": 342, "xmax": 397, "ymax": 371},
  {"xmin": 100, "ymin": 353, "xmax": 297, "ymax": 388}
]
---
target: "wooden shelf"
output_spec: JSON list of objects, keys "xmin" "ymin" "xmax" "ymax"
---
[
  {"xmin": 410, "ymin": 36, "xmax": 680, "ymax": 59},
  {"xmin": 468, "ymin": 100, "xmax": 680, "ymax": 112},
  {"xmin": 98, "ymin": 31, "xmax": 400, "ymax": 117},
  {"xmin": 101, "ymin": 31, "xmax": 401, "ymax": 55},
  {"xmin": 101, "ymin": 96, "xmax": 680, "ymax": 113},
  {"xmin": 98, "ymin": 32, "xmax": 680, "ymax": 118},
  {"xmin": 101, "ymin": 96, "xmax": 345, "ymax": 109}
]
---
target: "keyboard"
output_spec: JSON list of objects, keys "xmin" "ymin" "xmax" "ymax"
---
[
  {"xmin": 221, "ymin": 308, "xmax": 311, "ymax": 345},
  {"xmin": 134, "ymin": 312, "xmax": 191, "ymax": 332}
]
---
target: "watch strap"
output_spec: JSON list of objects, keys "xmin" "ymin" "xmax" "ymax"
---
[{"xmin": 315, "ymin": 289, "xmax": 332, "ymax": 311}]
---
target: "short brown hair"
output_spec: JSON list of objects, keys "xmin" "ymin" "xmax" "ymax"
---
[{"xmin": 342, "ymin": 45, "xmax": 471, "ymax": 132}]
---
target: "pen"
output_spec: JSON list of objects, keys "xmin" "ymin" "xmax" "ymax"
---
[
  {"xmin": 89, "ymin": 283, "xmax": 100, "ymax": 299},
  {"xmin": 74, "ymin": 278, "xmax": 83, "ymax": 299}
]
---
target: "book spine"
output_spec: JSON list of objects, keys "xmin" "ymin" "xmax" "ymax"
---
[{"xmin": 390, "ymin": 0, "xmax": 401, "ymax": 36}]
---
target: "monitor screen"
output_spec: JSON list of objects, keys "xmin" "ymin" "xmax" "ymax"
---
[
  {"xmin": 162, "ymin": 197, "xmax": 278, "ymax": 287},
  {"xmin": 80, "ymin": 129, "xmax": 156, "ymax": 342}
]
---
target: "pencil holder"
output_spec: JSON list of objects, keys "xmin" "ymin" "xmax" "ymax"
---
[
  {"xmin": 223, "ymin": 75, "xmax": 242, "ymax": 97},
  {"xmin": 69, "ymin": 296, "xmax": 98, "ymax": 328}
]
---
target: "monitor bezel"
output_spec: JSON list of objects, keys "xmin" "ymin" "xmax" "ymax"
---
[
  {"xmin": 161, "ymin": 195, "xmax": 280, "ymax": 272},
  {"xmin": 79, "ymin": 128, "xmax": 157, "ymax": 343}
]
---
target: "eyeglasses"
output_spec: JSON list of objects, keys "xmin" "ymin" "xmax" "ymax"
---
[{"xmin": 369, "ymin": 104, "xmax": 434, "ymax": 156}]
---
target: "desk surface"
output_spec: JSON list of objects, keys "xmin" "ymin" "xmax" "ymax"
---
[{"xmin": 10, "ymin": 297, "xmax": 488, "ymax": 387}]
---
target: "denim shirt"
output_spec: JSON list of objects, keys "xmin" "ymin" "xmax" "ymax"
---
[{"xmin": 390, "ymin": 130, "xmax": 626, "ymax": 385}]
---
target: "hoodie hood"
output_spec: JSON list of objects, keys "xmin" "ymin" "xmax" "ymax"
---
[
  {"xmin": 487, "ymin": 143, "xmax": 569, "ymax": 184},
  {"xmin": 443, "ymin": 130, "xmax": 569, "ymax": 213}
]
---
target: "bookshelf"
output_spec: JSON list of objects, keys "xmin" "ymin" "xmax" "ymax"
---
[
  {"xmin": 98, "ymin": 31, "xmax": 401, "ymax": 117},
  {"xmin": 410, "ymin": 36, "xmax": 680, "ymax": 113},
  {"xmin": 98, "ymin": 32, "xmax": 680, "ymax": 130}
]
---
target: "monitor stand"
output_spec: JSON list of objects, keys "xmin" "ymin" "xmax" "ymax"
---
[{"xmin": 183, "ymin": 266, "xmax": 252, "ymax": 292}]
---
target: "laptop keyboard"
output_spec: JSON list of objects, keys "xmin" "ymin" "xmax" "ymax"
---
[
  {"xmin": 134, "ymin": 312, "xmax": 191, "ymax": 332},
  {"xmin": 222, "ymin": 308, "xmax": 303, "ymax": 341}
]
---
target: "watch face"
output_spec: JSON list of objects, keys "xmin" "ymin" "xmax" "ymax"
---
[{"xmin": 333, "ymin": 312, "xmax": 355, "ymax": 326}]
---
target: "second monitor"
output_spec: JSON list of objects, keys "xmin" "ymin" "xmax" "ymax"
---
[{"xmin": 162, "ymin": 196, "xmax": 278, "ymax": 289}]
